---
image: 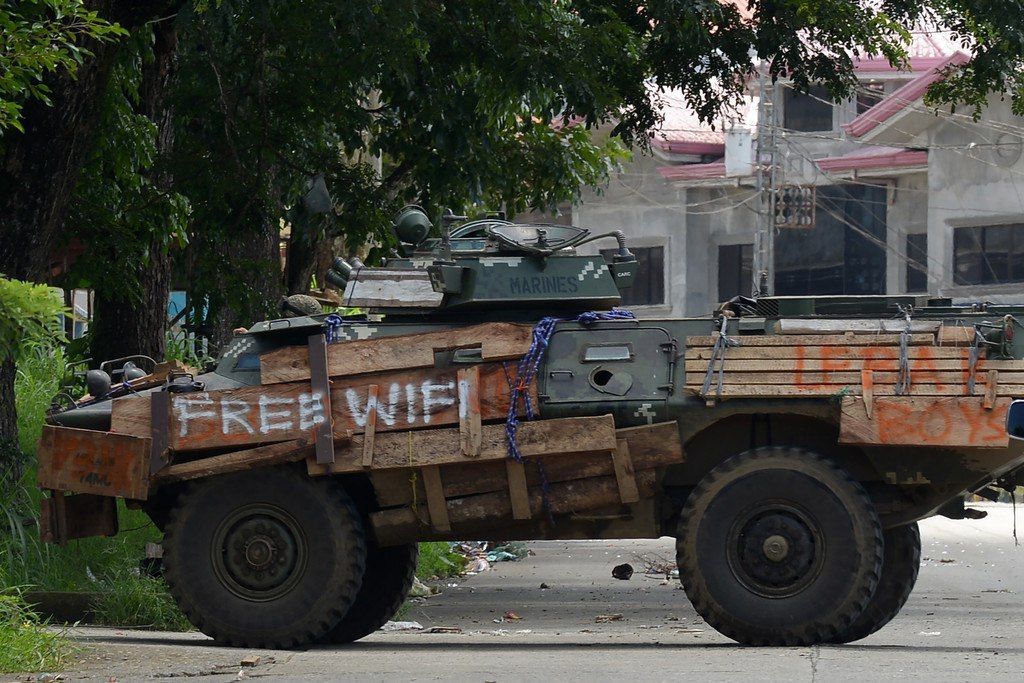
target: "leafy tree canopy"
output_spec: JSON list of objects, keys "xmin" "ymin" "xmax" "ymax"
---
[{"xmin": 0, "ymin": 0, "xmax": 125, "ymax": 133}]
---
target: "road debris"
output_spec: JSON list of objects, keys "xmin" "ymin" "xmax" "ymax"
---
[
  {"xmin": 612, "ymin": 563, "xmax": 634, "ymax": 580},
  {"xmin": 595, "ymin": 613, "xmax": 624, "ymax": 623},
  {"xmin": 409, "ymin": 577, "xmax": 440, "ymax": 598},
  {"xmin": 239, "ymin": 656, "xmax": 260, "ymax": 667},
  {"xmin": 426, "ymin": 626, "xmax": 463, "ymax": 634},
  {"xmin": 380, "ymin": 621, "xmax": 424, "ymax": 632}
]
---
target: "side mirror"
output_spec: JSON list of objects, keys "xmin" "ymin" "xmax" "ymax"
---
[{"xmin": 1008, "ymin": 400, "xmax": 1024, "ymax": 441}]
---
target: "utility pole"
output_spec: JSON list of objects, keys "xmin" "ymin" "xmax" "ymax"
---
[{"xmin": 752, "ymin": 68, "xmax": 778, "ymax": 297}]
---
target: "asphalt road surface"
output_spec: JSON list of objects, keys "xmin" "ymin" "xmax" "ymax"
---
[{"xmin": 53, "ymin": 505, "xmax": 1024, "ymax": 682}]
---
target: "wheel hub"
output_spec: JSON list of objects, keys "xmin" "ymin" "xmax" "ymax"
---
[
  {"xmin": 213, "ymin": 506, "xmax": 305, "ymax": 600},
  {"xmin": 728, "ymin": 506, "xmax": 823, "ymax": 598}
]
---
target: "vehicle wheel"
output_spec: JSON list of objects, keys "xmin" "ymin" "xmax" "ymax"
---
[
  {"xmin": 676, "ymin": 447, "xmax": 883, "ymax": 646},
  {"xmin": 830, "ymin": 522, "xmax": 921, "ymax": 643},
  {"xmin": 324, "ymin": 542, "xmax": 419, "ymax": 644},
  {"xmin": 163, "ymin": 467, "xmax": 366, "ymax": 649}
]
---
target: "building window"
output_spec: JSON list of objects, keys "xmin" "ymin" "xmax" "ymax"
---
[
  {"xmin": 718, "ymin": 244, "xmax": 753, "ymax": 301},
  {"xmin": 783, "ymin": 85, "xmax": 833, "ymax": 132},
  {"xmin": 774, "ymin": 183, "xmax": 888, "ymax": 296},
  {"xmin": 954, "ymin": 223, "xmax": 1024, "ymax": 285},
  {"xmin": 906, "ymin": 234, "xmax": 928, "ymax": 293},
  {"xmin": 857, "ymin": 82, "xmax": 886, "ymax": 115},
  {"xmin": 603, "ymin": 246, "xmax": 665, "ymax": 306}
]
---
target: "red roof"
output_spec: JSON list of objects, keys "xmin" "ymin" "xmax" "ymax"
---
[
  {"xmin": 816, "ymin": 146, "xmax": 928, "ymax": 173},
  {"xmin": 651, "ymin": 139, "xmax": 726, "ymax": 156},
  {"xmin": 658, "ymin": 161, "xmax": 729, "ymax": 182},
  {"xmin": 844, "ymin": 52, "xmax": 970, "ymax": 138}
]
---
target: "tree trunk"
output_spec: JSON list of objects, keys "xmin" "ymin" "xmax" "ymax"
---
[
  {"xmin": 207, "ymin": 223, "xmax": 282, "ymax": 348},
  {"xmin": 88, "ymin": 17, "xmax": 180, "ymax": 368},
  {"xmin": 0, "ymin": 356, "xmax": 18, "ymax": 482}
]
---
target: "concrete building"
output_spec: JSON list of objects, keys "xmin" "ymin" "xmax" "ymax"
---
[{"xmin": 573, "ymin": 34, "xmax": 1024, "ymax": 316}]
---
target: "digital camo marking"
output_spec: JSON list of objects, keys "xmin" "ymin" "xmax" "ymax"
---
[
  {"xmin": 481, "ymin": 257, "xmax": 524, "ymax": 267},
  {"xmin": 633, "ymin": 403, "xmax": 656, "ymax": 424},
  {"xmin": 576, "ymin": 261, "xmax": 610, "ymax": 282},
  {"xmin": 221, "ymin": 337, "xmax": 255, "ymax": 359},
  {"xmin": 172, "ymin": 391, "xmax": 326, "ymax": 437}
]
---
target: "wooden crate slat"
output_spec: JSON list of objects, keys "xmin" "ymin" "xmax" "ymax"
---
[
  {"xmin": 308, "ymin": 414, "xmax": 617, "ymax": 475},
  {"xmin": 685, "ymin": 383, "xmax": 1024, "ymax": 398},
  {"xmin": 154, "ymin": 440, "xmax": 311, "ymax": 483},
  {"xmin": 369, "ymin": 421, "xmax": 682, "ymax": 507},
  {"xmin": 260, "ymin": 322, "xmax": 533, "ymax": 384},
  {"xmin": 370, "ymin": 469, "xmax": 658, "ymax": 547},
  {"xmin": 37, "ymin": 426, "xmax": 150, "ymax": 500},
  {"xmin": 839, "ymin": 396, "xmax": 1010, "ymax": 448},
  {"xmin": 684, "ymin": 358, "xmax": 1024, "ymax": 373},
  {"xmin": 680, "ymin": 371, "xmax": 1024, "ymax": 385},
  {"xmin": 685, "ymin": 333, "xmax": 934, "ymax": 347},
  {"xmin": 685, "ymin": 346, "xmax": 971, "ymax": 361}
]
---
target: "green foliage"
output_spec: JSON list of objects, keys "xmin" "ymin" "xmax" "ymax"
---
[
  {"xmin": 0, "ymin": 0, "xmax": 125, "ymax": 132},
  {"xmin": 91, "ymin": 572, "xmax": 192, "ymax": 631},
  {"xmin": 416, "ymin": 542, "xmax": 467, "ymax": 580},
  {"xmin": 0, "ymin": 590, "xmax": 72, "ymax": 674},
  {"xmin": 14, "ymin": 344, "xmax": 66, "ymax": 457},
  {"xmin": 0, "ymin": 278, "xmax": 65, "ymax": 364}
]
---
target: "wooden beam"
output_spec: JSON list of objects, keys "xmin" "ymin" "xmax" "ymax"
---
[
  {"xmin": 37, "ymin": 426, "xmax": 151, "ymax": 500},
  {"xmin": 983, "ymin": 370, "xmax": 999, "ymax": 410},
  {"xmin": 937, "ymin": 325, "xmax": 975, "ymax": 346},
  {"xmin": 686, "ymin": 333, "xmax": 934, "ymax": 347},
  {"xmin": 308, "ymin": 333, "xmax": 336, "ymax": 465},
  {"xmin": 458, "ymin": 365, "xmax": 483, "ymax": 457},
  {"xmin": 861, "ymin": 368, "xmax": 874, "ymax": 419},
  {"xmin": 259, "ymin": 322, "xmax": 533, "ymax": 384},
  {"xmin": 685, "ymin": 358, "xmax": 1024, "ymax": 373},
  {"xmin": 683, "ymin": 371, "xmax": 1024, "ymax": 385},
  {"xmin": 610, "ymin": 439, "xmax": 640, "ymax": 504},
  {"xmin": 685, "ymin": 346, "xmax": 970, "ymax": 361},
  {"xmin": 154, "ymin": 440, "xmax": 311, "ymax": 483},
  {"xmin": 307, "ymin": 414, "xmax": 617, "ymax": 475},
  {"xmin": 505, "ymin": 459, "xmax": 532, "ymax": 520},
  {"xmin": 369, "ymin": 421, "xmax": 682, "ymax": 507},
  {"xmin": 778, "ymin": 319, "xmax": 941, "ymax": 334},
  {"xmin": 371, "ymin": 470, "xmax": 659, "ymax": 546},
  {"xmin": 420, "ymin": 465, "xmax": 451, "ymax": 531},
  {"xmin": 839, "ymin": 396, "xmax": 1010, "ymax": 448},
  {"xmin": 150, "ymin": 391, "xmax": 169, "ymax": 476},
  {"xmin": 361, "ymin": 384, "xmax": 379, "ymax": 467}
]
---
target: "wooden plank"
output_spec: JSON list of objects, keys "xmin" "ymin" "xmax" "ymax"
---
[
  {"xmin": 308, "ymin": 333, "xmax": 336, "ymax": 465},
  {"xmin": 308, "ymin": 414, "xmax": 617, "ymax": 475},
  {"xmin": 167, "ymin": 383, "xmax": 333, "ymax": 452},
  {"xmin": 937, "ymin": 325, "xmax": 975, "ymax": 346},
  {"xmin": 685, "ymin": 358, "xmax": 1024, "ymax": 373},
  {"xmin": 686, "ymin": 383, "xmax": 1024, "ymax": 398},
  {"xmin": 342, "ymin": 269, "xmax": 444, "ymax": 308},
  {"xmin": 458, "ymin": 366, "xmax": 483, "ymax": 457},
  {"xmin": 861, "ymin": 368, "xmax": 874, "ymax": 419},
  {"xmin": 150, "ymin": 390, "xmax": 169, "ymax": 475},
  {"xmin": 154, "ymin": 440, "xmax": 311, "ymax": 483},
  {"xmin": 686, "ymin": 333, "xmax": 934, "ymax": 347},
  {"xmin": 371, "ymin": 470, "xmax": 659, "ymax": 547},
  {"xmin": 40, "ymin": 493, "xmax": 118, "ymax": 545},
  {"xmin": 984, "ymin": 370, "xmax": 999, "ymax": 410},
  {"xmin": 685, "ymin": 346, "xmax": 971, "ymax": 361},
  {"xmin": 682, "ymin": 371, "xmax": 1024, "ymax": 385},
  {"xmin": 610, "ymin": 439, "xmax": 640, "ymax": 504},
  {"xmin": 361, "ymin": 384, "xmax": 379, "ymax": 467},
  {"xmin": 37, "ymin": 426, "xmax": 151, "ymax": 500},
  {"xmin": 839, "ymin": 396, "xmax": 1010, "ymax": 448},
  {"xmin": 420, "ymin": 465, "xmax": 451, "ymax": 531},
  {"xmin": 505, "ymin": 459, "xmax": 532, "ymax": 520},
  {"xmin": 778, "ymin": 319, "xmax": 940, "ymax": 334},
  {"xmin": 369, "ymin": 421, "xmax": 683, "ymax": 507},
  {"xmin": 260, "ymin": 322, "xmax": 533, "ymax": 384},
  {"xmin": 111, "ymin": 394, "xmax": 152, "ymax": 437}
]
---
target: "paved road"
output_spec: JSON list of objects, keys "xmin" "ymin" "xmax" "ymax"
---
[{"xmin": 59, "ymin": 506, "xmax": 1024, "ymax": 682}]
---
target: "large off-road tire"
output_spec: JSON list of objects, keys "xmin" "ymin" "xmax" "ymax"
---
[
  {"xmin": 324, "ymin": 542, "xmax": 419, "ymax": 644},
  {"xmin": 163, "ymin": 467, "xmax": 366, "ymax": 649},
  {"xmin": 830, "ymin": 522, "xmax": 921, "ymax": 643},
  {"xmin": 676, "ymin": 447, "xmax": 883, "ymax": 646}
]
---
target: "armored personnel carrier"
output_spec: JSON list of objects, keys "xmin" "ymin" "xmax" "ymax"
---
[{"xmin": 39, "ymin": 207, "xmax": 1024, "ymax": 648}]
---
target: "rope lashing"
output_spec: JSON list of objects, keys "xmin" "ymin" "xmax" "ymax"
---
[
  {"xmin": 700, "ymin": 316, "xmax": 740, "ymax": 399},
  {"xmin": 324, "ymin": 313, "xmax": 346, "ymax": 343},
  {"xmin": 895, "ymin": 305, "xmax": 913, "ymax": 396},
  {"xmin": 504, "ymin": 308, "xmax": 636, "ymax": 525},
  {"xmin": 505, "ymin": 308, "xmax": 636, "ymax": 462},
  {"xmin": 968, "ymin": 326, "xmax": 985, "ymax": 394}
]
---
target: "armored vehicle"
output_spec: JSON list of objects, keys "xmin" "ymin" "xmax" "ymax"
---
[{"xmin": 39, "ymin": 207, "xmax": 1024, "ymax": 648}]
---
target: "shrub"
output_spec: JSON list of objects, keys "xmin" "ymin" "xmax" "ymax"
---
[{"xmin": 0, "ymin": 591, "xmax": 72, "ymax": 674}]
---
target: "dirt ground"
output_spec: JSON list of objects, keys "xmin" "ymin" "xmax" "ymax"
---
[{"xmin": 25, "ymin": 504, "xmax": 1024, "ymax": 682}]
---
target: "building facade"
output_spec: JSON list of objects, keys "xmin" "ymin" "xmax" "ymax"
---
[{"xmin": 573, "ymin": 36, "xmax": 1024, "ymax": 317}]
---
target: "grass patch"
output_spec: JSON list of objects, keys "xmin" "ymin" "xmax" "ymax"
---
[
  {"xmin": 92, "ymin": 572, "xmax": 191, "ymax": 631},
  {"xmin": 416, "ymin": 542, "xmax": 466, "ymax": 580},
  {"xmin": 0, "ymin": 592, "xmax": 73, "ymax": 674}
]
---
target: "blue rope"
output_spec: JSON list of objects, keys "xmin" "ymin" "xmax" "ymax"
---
[
  {"xmin": 505, "ymin": 309, "xmax": 636, "ymax": 462},
  {"xmin": 324, "ymin": 313, "xmax": 346, "ymax": 343}
]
